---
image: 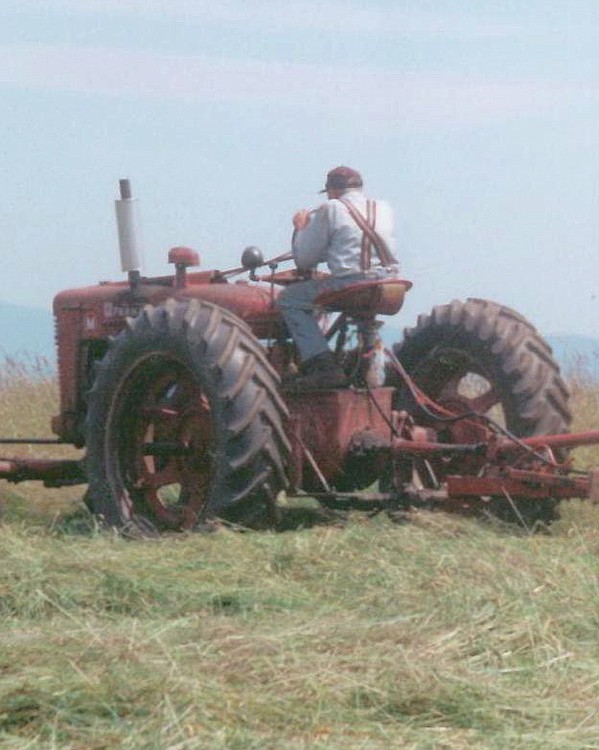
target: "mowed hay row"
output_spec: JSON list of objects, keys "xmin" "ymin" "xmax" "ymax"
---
[
  {"xmin": 3, "ymin": 516, "xmax": 599, "ymax": 747},
  {"xmin": 2, "ymin": 359, "xmax": 599, "ymax": 747}
]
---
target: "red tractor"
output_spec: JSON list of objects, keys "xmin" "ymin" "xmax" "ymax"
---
[{"xmin": 1, "ymin": 180, "xmax": 598, "ymax": 532}]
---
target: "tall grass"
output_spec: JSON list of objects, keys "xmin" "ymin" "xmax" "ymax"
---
[
  {"xmin": 568, "ymin": 365, "xmax": 599, "ymax": 469},
  {"xmin": 2, "ymin": 360, "xmax": 599, "ymax": 748},
  {"xmin": 0, "ymin": 355, "xmax": 56, "ymax": 440},
  {"xmin": 0, "ymin": 355, "xmax": 82, "ymax": 517}
]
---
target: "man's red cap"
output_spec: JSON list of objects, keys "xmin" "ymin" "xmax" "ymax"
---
[{"xmin": 319, "ymin": 166, "xmax": 363, "ymax": 193}]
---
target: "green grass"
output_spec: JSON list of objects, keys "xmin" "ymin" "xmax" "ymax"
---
[{"xmin": 2, "ymin": 360, "xmax": 599, "ymax": 748}]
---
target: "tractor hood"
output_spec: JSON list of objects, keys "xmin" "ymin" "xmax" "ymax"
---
[{"xmin": 52, "ymin": 272, "xmax": 284, "ymax": 341}]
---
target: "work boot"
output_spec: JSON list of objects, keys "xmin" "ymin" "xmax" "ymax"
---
[{"xmin": 285, "ymin": 351, "xmax": 349, "ymax": 392}]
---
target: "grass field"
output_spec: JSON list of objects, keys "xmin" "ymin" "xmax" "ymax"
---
[{"xmin": 2, "ymin": 359, "xmax": 599, "ymax": 749}]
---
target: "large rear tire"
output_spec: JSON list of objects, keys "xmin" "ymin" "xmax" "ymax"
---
[
  {"xmin": 391, "ymin": 298, "xmax": 571, "ymax": 526},
  {"xmin": 84, "ymin": 299, "xmax": 290, "ymax": 532}
]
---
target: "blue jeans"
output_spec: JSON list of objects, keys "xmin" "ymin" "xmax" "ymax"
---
[{"xmin": 276, "ymin": 271, "xmax": 387, "ymax": 362}]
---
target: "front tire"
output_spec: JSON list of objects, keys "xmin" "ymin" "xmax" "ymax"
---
[{"xmin": 84, "ymin": 299, "xmax": 290, "ymax": 532}]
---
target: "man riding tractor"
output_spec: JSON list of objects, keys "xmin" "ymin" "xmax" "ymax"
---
[{"xmin": 276, "ymin": 166, "xmax": 399, "ymax": 390}]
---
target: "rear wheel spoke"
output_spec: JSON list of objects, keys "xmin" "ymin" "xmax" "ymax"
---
[{"xmin": 135, "ymin": 463, "xmax": 180, "ymax": 490}]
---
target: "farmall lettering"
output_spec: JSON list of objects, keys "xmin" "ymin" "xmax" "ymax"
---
[{"xmin": 103, "ymin": 301, "xmax": 143, "ymax": 320}]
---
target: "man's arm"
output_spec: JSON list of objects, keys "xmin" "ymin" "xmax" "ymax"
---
[{"xmin": 291, "ymin": 204, "xmax": 330, "ymax": 272}]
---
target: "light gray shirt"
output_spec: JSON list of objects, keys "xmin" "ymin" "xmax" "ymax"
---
[{"xmin": 292, "ymin": 189, "xmax": 397, "ymax": 276}]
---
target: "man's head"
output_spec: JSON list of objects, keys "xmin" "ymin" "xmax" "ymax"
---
[{"xmin": 320, "ymin": 166, "xmax": 363, "ymax": 198}]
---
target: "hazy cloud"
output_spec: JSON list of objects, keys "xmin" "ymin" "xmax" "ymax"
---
[
  {"xmin": 11, "ymin": 0, "xmax": 533, "ymax": 38},
  {"xmin": 0, "ymin": 44, "xmax": 595, "ymax": 127}
]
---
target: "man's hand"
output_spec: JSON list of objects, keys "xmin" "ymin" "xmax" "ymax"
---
[{"xmin": 292, "ymin": 209, "xmax": 311, "ymax": 231}]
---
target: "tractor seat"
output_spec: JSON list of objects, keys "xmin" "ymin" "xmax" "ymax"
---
[{"xmin": 315, "ymin": 278, "xmax": 413, "ymax": 317}]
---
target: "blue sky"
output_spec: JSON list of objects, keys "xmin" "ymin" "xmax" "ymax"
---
[{"xmin": 1, "ymin": 0, "xmax": 598, "ymax": 336}]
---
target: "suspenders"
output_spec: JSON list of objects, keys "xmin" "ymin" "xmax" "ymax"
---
[{"xmin": 336, "ymin": 197, "xmax": 397, "ymax": 271}]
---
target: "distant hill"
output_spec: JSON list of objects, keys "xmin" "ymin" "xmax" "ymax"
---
[{"xmin": 0, "ymin": 301, "xmax": 598, "ymax": 376}]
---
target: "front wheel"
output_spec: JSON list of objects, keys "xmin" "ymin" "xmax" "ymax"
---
[
  {"xmin": 390, "ymin": 298, "xmax": 571, "ymax": 526},
  {"xmin": 84, "ymin": 299, "xmax": 290, "ymax": 532}
]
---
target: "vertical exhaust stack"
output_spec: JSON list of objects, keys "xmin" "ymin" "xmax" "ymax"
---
[{"xmin": 115, "ymin": 178, "xmax": 143, "ymax": 291}]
